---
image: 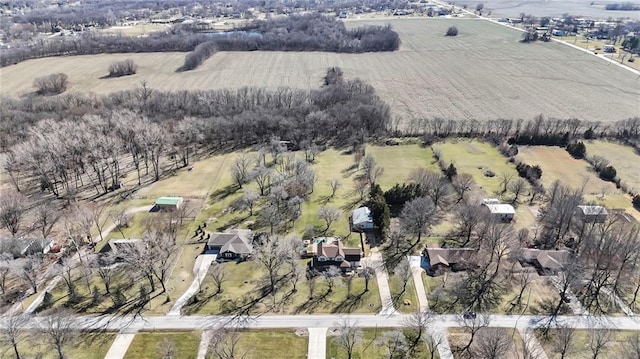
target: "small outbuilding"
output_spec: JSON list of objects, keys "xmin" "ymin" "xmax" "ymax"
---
[
  {"xmin": 575, "ymin": 205, "xmax": 608, "ymax": 224},
  {"xmin": 350, "ymin": 207, "xmax": 374, "ymax": 232},
  {"xmin": 482, "ymin": 199, "xmax": 515, "ymax": 222},
  {"xmin": 154, "ymin": 196, "xmax": 184, "ymax": 211}
]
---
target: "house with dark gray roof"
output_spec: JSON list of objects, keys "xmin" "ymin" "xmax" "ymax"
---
[
  {"xmin": 519, "ymin": 248, "xmax": 572, "ymax": 275},
  {"xmin": 206, "ymin": 229, "xmax": 253, "ymax": 260}
]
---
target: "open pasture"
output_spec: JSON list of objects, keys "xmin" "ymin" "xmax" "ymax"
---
[
  {"xmin": 584, "ymin": 141, "xmax": 640, "ymax": 192},
  {"xmin": 516, "ymin": 146, "xmax": 634, "ymax": 212},
  {"xmin": 2, "ymin": 19, "xmax": 638, "ymax": 124}
]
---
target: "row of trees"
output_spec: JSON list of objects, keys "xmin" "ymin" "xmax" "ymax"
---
[{"xmin": 2, "ymin": 14, "xmax": 399, "ymax": 68}]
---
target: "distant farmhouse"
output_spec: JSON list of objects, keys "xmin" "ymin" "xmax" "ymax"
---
[
  {"xmin": 206, "ymin": 229, "xmax": 253, "ymax": 261},
  {"xmin": 350, "ymin": 207, "xmax": 374, "ymax": 232},
  {"xmin": 575, "ymin": 205, "xmax": 608, "ymax": 224},
  {"xmin": 308, "ymin": 237, "xmax": 361, "ymax": 273},
  {"xmin": 482, "ymin": 199, "xmax": 515, "ymax": 222},
  {"xmin": 154, "ymin": 196, "xmax": 184, "ymax": 211}
]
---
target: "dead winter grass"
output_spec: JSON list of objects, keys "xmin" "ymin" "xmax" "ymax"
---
[
  {"xmin": 584, "ymin": 140, "xmax": 640, "ymax": 193},
  {"xmin": 448, "ymin": 327, "xmax": 524, "ymax": 359},
  {"xmin": 516, "ymin": 146, "xmax": 635, "ymax": 214},
  {"xmin": 2, "ymin": 19, "xmax": 638, "ymax": 124},
  {"xmin": 536, "ymin": 329, "xmax": 638, "ymax": 358}
]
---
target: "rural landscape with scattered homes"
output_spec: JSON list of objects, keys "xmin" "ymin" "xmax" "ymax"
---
[{"xmin": 0, "ymin": 0, "xmax": 640, "ymax": 358}]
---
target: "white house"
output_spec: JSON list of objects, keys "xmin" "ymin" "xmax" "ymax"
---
[{"xmin": 350, "ymin": 207, "xmax": 374, "ymax": 232}]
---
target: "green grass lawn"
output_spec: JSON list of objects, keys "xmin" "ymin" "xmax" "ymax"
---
[
  {"xmin": 105, "ymin": 212, "xmax": 153, "ymax": 240},
  {"xmin": 125, "ymin": 331, "xmax": 201, "ymax": 359},
  {"xmin": 387, "ymin": 272, "xmax": 419, "ymax": 313},
  {"xmin": 184, "ymin": 260, "xmax": 382, "ymax": 315},
  {"xmin": 0, "ymin": 332, "xmax": 116, "ymax": 359},
  {"xmin": 326, "ymin": 328, "xmax": 437, "ymax": 359},
  {"xmin": 233, "ymin": 329, "xmax": 308, "ymax": 359},
  {"xmin": 367, "ymin": 144, "xmax": 440, "ymax": 190},
  {"xmin": 432, "ymin": 139, "xmax": 517, "ymax": 197}
]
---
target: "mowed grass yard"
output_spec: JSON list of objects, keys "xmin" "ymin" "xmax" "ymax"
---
[
  {"xmin": 124, "ymin": 331, "xmax": 200, "ymax": 359},
  {"xmin": 229, "ymin": 330, "xmax": 308, "ymax": 359},
  {"xmin": 0, "ymin": 332, "xmax": 116, "ymax": 359},
  {"xmin": 432, "ymin": 139, "xmax": 537, "ymax": 231},
  {"xmin": 516, "ymin": 146, "xmax": 633, "ymax": 211},
  {"xmin": 2, "ymin": 19, "xmax": 638, "ymax": 124},
  {"xmin": 326, "ymin": 328, "xmax": 438, "ymax": 359}
]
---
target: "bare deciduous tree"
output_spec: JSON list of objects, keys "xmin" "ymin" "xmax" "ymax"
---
[
  {"xmin": 32, "ymin": 199, "xmax": 61, "ymax": 239},
  {"xmin": 209, "ymin": 264, "xmax": 227, "ymax": 295},
  {"xmin": 509, "ymin": 178, "xmax": 528, "ymax": 204},
  {"xmin": 361, "ymin": 265, "xmax": 375, "ymax": 293},
  {"xmin": 231, "ymin": 154, "xmax": 253, "ymax": 189},
  {"xmin": 207, "ymin": 328, "xmax": 250, "ymax": 359},
  {"xmin": 400, "ymin": 196, "xmax": 436, "ymax": 247},
  {"xmin": 40, "ymin": 310, "xmax": 76, "ymax": 359},
  {"xmin": 21, "ymin": 255, "xmax": 41, "ymax": 294},
  {"xmin": 452, "ymin": 173, "xmax": 474, "ymax": 202},
  {"xmin": 394, "ymin": 258, "xmax": 413, "ymax": 298},
  {"xmin": 472, "ymin": 328, "xmax": 511, "ymax": 359},
  {"xmin": 0, "ymin": 189, "xmax": 29, "ymax": 237},
  {"xmin": 329, "ymin": 179, "xmax": 342, "ymax": 200},
  {"xmin": 333, "ymin": 318, "xmax": 362, "ymax": 359},
  {"xmin": 588, "ymin": 329, "xmax": 611, "ymax": 359},
  {"xmin": 456, "ymin": 312, "xmax": 490, "ymax": 354},
  {"xmin": 157, "ymin": 337, "xmax": 176, "ymax": 359},
  {"xmin": 254, "ymin": 236, "xmax": 292, "ymax": 294},
  {"xmin": 0, "ymin": 312, "xmax": 29, "ymax": 359},
  {"xmin": 552, "ymin": 326, "xmax": 577, "ymax": 359},
  {"xmin": 318, "ymin": 206, "xmax": 341, "ymax": 234}
]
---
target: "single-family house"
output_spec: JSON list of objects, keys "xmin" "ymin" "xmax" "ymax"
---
[
  {"xmin": 482, "ymin": 199, "xmax": 515, "ymax": 222},
  {"xmin": 575, "ymin": 205, "xmax": 608, "ymax": 224},
  {"xmin": 99, "ymin": 238, "xmax": 140, "ymax": 260},
  {"xmin": 519, "ymin": 248, "xmax": 572, "ymax": 275},
  {"xmin": 154, "ymin": 196, "xmax": 184, "ymax": 211},
  {"xmin": 350, "ymin": 207, "xmax": 374, "ymax": 232},
  {"xmin": 20, "ymin": 238, "xmax": 54, "ymax": 256},
  {"xmin": 206, "ymin": 229, "xmax": 253, "ymax": 260},
  {"xmin": 309, "ymin": 238, "xmax": 361, "ymax": 273},
  {"xmin": 422, "ymin": 247, "xmax": 476, "ymax": 276}
]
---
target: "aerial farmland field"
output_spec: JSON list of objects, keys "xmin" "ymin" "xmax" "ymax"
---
[{"xmin": 1, "ymin": 19, "xmax": 638, "ymax": 125}]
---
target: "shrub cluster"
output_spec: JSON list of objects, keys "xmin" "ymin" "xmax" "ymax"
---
[
  {"xmin": 383, "ymin": 183, "xmax": 421, "ymax": 216},
  {"xmin": 33, "ymin": 73, "xmax": 69, "ymax": 95},
  {"xmin": 508, "ymin": 132, "xmax": 569, "ymax": 146},
  {"xmin": 633, "ymin": 195, "xmax": 640, "ymax": 210},
  {"xmin": 108, "ymin": 59, "xmax": 137, "ymax": 77},
  {"xmin": 515, "ymin": 162, "xmax": 542, "ymax": 183},
  {"xmin": 599, "ymin": 165, "xmax": 617, "ymax": 182},
  {"xmin": 566, "ymin": 141, "xmax": 586, "ymax": 159},
  {"xmin": 181, "ymin": 41, "xmax": 218, "ymax": 71},
  {"xmin": 446, "ymin": 26, "xmax": 459, "ymax": 36}
]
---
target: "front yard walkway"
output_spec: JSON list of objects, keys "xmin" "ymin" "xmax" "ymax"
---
[
  {"xmin": 168, "ymin": 254, "xmax": 217, "ymax": 316},
  {"xmin": 104, "ymin": 332, "xmax": 137, "ymax": 359},
  {"xmin": 408, "ymin": 255, "xmax": 429, "ymax": 311},
  {"xmin": 362, "ymin": 249, "xmax": 396, "ymax": 315},
  {"xmin": 518, "ymin": 327, "xmax": 549, "ymax": 359},
  {"xmin": 307, "ymin": 327, "xmax": 328, "ymax": 359}
]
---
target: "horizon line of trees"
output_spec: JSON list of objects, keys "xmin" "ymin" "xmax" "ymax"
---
[{"xmin": 2, "ymin": 14, "xmax": 400, "ymax": 68}]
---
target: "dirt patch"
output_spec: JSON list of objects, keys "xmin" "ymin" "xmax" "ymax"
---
[{"xmin": 464, "ymin": 142, "xmax": 485, "ymax": 154}]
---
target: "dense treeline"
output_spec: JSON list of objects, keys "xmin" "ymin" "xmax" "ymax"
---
[
  {"xmin": 2, "ymin": 14, "xmax": 399, "ymax": 68},
  {"xmin": 1, "ymin": 68, "xmax": 390, "ymax": 199}
]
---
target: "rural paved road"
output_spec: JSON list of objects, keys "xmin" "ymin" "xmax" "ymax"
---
[
  {"xmin": 7, "ymin": 313, "xmax": 640, "ymax": 332},
  {"xmin": 168, "ymin": 254, "xmax": 217, "ymax": 316}
]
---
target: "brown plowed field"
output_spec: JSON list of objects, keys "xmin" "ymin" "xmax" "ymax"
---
[{"xmin": 2, "ymin": 19, "xmax": 638, "ymax": 125}]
